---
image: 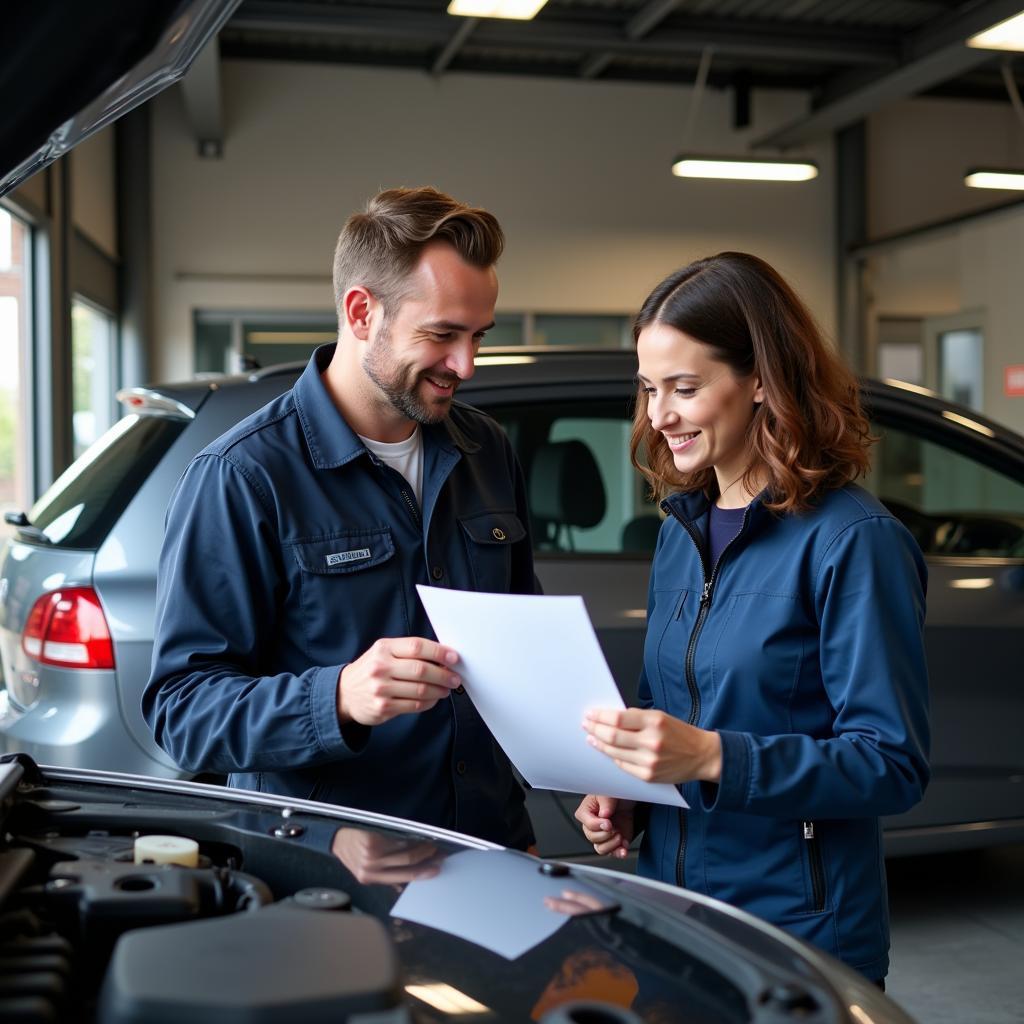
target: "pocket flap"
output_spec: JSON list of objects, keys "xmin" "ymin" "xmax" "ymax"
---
[
  {"xmin": 459, "ymin": 511, "xmax": 526, "ymax": 545},
  {"xmin": 291, "ymin": 529, "xmax": 395, "ymax": 574}
]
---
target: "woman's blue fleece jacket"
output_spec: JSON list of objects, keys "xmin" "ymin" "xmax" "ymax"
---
[{"xmin": 637, "ymin": 484, "xmax": 930, "ymax": 980}]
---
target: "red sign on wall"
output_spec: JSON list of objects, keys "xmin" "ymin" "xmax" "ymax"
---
[{"xmin": 1006, "ymin": 365, "xmax": 1024, "ymax": 397}]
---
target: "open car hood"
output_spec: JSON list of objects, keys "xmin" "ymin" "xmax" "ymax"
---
[
  {"xmin": 0, "ymin": 754, "xmax": 910, "ymax": 1023},
  {"xmin": 0, "ymin": 0, "xmax": 240, "ymax": 198}
]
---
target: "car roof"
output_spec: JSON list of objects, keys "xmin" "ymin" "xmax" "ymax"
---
[{"xmin": 136, "ymin": 346, "xmax": 1024, "ymax": 467}]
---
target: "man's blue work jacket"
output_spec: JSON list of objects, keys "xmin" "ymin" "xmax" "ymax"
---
[
  {"xmin": 638, "ymin": 485, "xmax": 930, "ymax": 980},
  {"xmin": 145, "ymin": 345, "xmax": 536, "ymax": 849}
]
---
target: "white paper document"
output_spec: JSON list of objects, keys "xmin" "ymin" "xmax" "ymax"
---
[{"xmin": 416, "ymin": 586, "xmax": 687, "ymax": 808}]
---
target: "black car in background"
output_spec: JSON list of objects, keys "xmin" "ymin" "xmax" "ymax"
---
[{"xmin": 2, "ymin": 347, "xmax": 1023, "ymax": 863}]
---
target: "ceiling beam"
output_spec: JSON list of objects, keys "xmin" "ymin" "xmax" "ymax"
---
[
  {"xmin": 626, "ymin": 0, "xmax": 684, "ymax": 41},
  {"xmin": 229, "ymin": 3, "xmax": 897, "ymax": 68},
  {"xmin": 579, "ymin": 52, "xmax": 614, "ymax": 79},
  {"xmin": 432, "ymin": 16, "xmax": 477, "ymax": 76},
  {"xmin": 579, "ymin": 0, "xmax": 683, "ymax": 80},
  {"xmin": 179, "ymin": 36, "xmax": 223, "ymax": 158},
  {"xmin": 754, "ymin": 0, "xmax": 1024, "ymax": 148}
]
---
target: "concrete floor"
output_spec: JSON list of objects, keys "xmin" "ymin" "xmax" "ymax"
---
[{"xmin": 886, "ymin": 843, "xmax": 1024, "ymax": 1024}]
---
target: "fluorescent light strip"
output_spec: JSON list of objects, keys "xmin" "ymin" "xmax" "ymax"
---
[
  {"xmin": 246, "ymin": 331, "xmax": 337, "ymax": 343},
  {"xmin": 967, "ymin": 12, "xmax": 1024, "ymax": 51},
  {"xmin": 672, "ymin": 157, "xmax": 818, "ymax": 182},
  {"xmin": 475, "ymin": 354, "xmax": 537, "ymax": 365},
  {"xmin": 448, "ymin": 0, "xmax": 548, "ymax": 18},
  {"xmin": 964, "ymin": 170, "xmax": 1024, "ymax": 191}
]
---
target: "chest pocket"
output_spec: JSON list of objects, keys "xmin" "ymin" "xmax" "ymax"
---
[
  {"xmin": 458, "ymin": 510, "xmax": 526, "ymax": 593},
  {"xmin": 289, "ymin": 528, "xmax": 406, "ymax": 660},
  {"xmin": 292, "ymin": 531, "xmax": 396, "ymax": 575}
]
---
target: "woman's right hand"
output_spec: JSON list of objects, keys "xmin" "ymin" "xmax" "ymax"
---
[{"xmin": 575, "ymin": 795, "xmax": 636, "ymax": 859}]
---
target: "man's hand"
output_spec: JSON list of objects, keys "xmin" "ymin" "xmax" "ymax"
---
[
  {"xmin": 331, "ymin": 828, "xmax": 443, "ymax": 885},
  {"xmin": 337, "ymin": 637, "xmax": 460, "ymax": 726},
  {"xmin": 582, "ymin": 708, "xmax": 722, "ymax": 785},
  {"xmin": 574, "ymin": 794, "xmax": 636, "ymax": 859}
]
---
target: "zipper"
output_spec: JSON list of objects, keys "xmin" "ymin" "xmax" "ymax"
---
[
  {"xmin": 661, "ymin": 498, "xmax": 751, "ymax": 889},
  {"xmin": 366, "ymin": 451, "xmax": 422, "ymax": 529},
  {"xmin": 803, "ymin": 821, "xmax": 826, "ymax": 912},
  {"xmin": 399, "ymin": 488, "xmax": 421, "ymax": 528}
]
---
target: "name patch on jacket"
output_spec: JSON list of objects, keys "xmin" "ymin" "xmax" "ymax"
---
[{"xmin": 325, "ymin": 548, "xmax": 371, "ymax": 566}]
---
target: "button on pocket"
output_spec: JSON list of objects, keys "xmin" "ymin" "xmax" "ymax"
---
[{"xmin": 458, "ymin": 511, "xmax": 526, "ymax": 592}]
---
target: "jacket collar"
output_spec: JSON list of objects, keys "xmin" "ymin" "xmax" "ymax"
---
[
  {"xmin": 292, "ymin": 343, "xmax": 479, "ymax": 470},
  {"xmin": 661, "ymin": 488, "xmax": 774, "ymax": 527}
]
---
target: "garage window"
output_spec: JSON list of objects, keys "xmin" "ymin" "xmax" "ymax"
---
[
  {"xmin": 71, "ymin": 297, "xmax": 117, "ymax": 458},
  {"xmin": 0, "ymin": 208, "xmax": 33, "ymax": 536}
]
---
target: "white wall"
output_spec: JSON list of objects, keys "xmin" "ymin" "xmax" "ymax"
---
[
  {"xmin": 868, "ymin": 97, "xmax": 1024, "ymax": 239},
  {"xmin": 866, "ymin": 205, "xmax": 1024, "ymax": 434},
  {"xmin": 150, "ymin": 60, "xmax": 835, "ymax": 382},
  {"xmin": 863, "ymin": 95, "xmax": 1024, "ymax": 434}
]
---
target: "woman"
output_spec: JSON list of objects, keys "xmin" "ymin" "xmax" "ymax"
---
[{"xmin": 576, "ymin": 252, "xmax": 929, "ymax": 985}]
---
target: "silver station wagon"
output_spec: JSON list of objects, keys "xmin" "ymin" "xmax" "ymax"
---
[{"xmin": 1, "ymin": 347, "xmax": 1023, "ymax": 861}]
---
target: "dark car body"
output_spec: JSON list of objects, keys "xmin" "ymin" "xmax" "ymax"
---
[
  {"xmin": 2, "ymin": 348, "xmax": 1023, "ymax": 862},
  {"xmin": 0, "ymin": 752, "xmax": 913, "ymax": 1023}
]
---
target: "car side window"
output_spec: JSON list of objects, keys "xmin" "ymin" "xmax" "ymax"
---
[
  {"xmin": 866, "ymin": 422, "xmax": 1024, "ymax": 558},
  {"xmin": 492, "ymin": 404, "xmax": 659, "ymax": 556}
]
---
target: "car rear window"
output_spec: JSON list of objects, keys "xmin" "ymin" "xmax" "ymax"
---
[{"xmin": 27, "ymin": 413, "xmax": 187, "ymax": 549}]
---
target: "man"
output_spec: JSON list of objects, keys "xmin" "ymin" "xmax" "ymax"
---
[{"xmin": 144, "ymin": 187, "xmax": 536, "ymax": 849}]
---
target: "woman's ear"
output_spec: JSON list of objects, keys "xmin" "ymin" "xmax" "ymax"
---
[{"xmin": 752, "ymin": 375, "xmax": 765, "ymax": 405}]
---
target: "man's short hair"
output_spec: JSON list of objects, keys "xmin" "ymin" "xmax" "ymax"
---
[{"xmin": 332, "ymin": 186, "xmax": 504, "ymax": 316}]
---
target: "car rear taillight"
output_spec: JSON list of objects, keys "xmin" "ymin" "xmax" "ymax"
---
[{"xmin": 22, "ymin": 588, "xmax": 115, "ymax": 669}]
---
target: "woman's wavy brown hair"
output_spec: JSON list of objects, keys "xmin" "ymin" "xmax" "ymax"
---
[{"xmin": 630, "ymin": 252, "xmax": 873, "ymax": 514}]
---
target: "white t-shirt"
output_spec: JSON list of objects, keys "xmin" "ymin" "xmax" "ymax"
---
[{"xmin": 359, "ymin": 426, "xmax": 424, "ymax": 507}]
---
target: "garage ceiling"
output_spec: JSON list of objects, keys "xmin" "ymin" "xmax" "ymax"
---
[{"xmin": 219, "ymin": 0, "xmax": 1024, "ymax": 144}]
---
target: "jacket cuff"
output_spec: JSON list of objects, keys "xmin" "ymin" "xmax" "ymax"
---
[
  {"xmin": 700, "ymin": 730, "xmax": 750, "ymax": 811},
  {"xmin": 310, "ymin": 664, "xmax": 370, "ymax": 756}
]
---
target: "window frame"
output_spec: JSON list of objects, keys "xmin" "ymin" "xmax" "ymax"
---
[
  {"xmin": 0, "ymin": 200, "xmax": 40, "ymax": 516},
  {"xmin": 866, "ymin": 391, "xmax": 1024, "ymax": 564}
]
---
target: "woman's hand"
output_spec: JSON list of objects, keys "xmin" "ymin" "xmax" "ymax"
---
[
  {"xmin": 574, "ymin": 794, "xmax": 636, "ymax": 858},
  {"xmin": 582, "ymin": 708, "xmax": 722, "ymax": 785}
]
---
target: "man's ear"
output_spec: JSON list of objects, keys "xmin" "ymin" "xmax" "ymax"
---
[{"xmin": 342, "ymin": 286, "xmax": 375, "ymax": 341}]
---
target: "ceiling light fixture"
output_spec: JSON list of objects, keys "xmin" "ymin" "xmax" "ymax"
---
[
  {"xmin": 474, "ymin": 354, "xmax": 538, "ymax": 365},
  {"xmin": 672, "ymin": 156, "xmax": 819, "ymax": 182},
  {"xmin": 669, "ymin": 47, "xmax": 817, "ymax": 184},
  {"xmin": 447, "ymin": 0, "xmax": 549, "ymax": 19},
  {"xmin": 964, "ymin": 62, "xmax": 1024, "ymax": 190},
  {"xmin": 967, "ymin": 11, "xmax": 1024, "ymax": 51},
  {"xmin": 964, "ymin": 168, "xmax": 1024, "ymax": 190}
]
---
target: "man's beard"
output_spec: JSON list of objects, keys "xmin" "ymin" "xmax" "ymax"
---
[{"xmin": 363, "ymin": 323, "xmax": 458, "ymax": 425}]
